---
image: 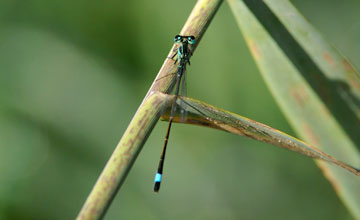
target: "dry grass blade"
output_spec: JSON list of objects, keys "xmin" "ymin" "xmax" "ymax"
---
[{"xmin": 165, "ymin": 96, "xmax": 360, "ymax": 176}]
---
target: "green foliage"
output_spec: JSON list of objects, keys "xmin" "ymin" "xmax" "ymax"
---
[
  {"xmin": 228, "ymin": 0, "xmax": 360, "ymax": 217},
  {"xmin": 0, "ymin": 0, "xmax": 360, "ymax": 219}
]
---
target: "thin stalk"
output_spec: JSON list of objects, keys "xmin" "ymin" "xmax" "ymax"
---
[{"xmin": 76, "ymin": 1, "xmax": 223, "ymax": 219}]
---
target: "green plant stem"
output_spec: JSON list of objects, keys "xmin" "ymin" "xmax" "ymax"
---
[{"xmin": 76, "ymin": 1, "xmax": 223, "ymax": 219}]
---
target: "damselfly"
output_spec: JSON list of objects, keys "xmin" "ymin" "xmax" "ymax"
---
[{"xmin": 153, "ymin": 35, "xmax": 196, "ymax": 192}]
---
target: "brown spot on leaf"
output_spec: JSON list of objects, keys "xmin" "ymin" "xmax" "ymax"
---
[
  {"xmin": 302, "ymin": 123, "xmax": 320, "ymax": 147},
  {"xmin": 129, "ymin": 127, "xmax": 135, "ymax": 134},
  {"xmin": 342, "ymin": 60, "xmax": 360, "ymax": 91},
  {"xmin": 248, "ymin": 39, "xmax": 260, "ymax": 60},
  {"xmin": 323, "ymin": 53, "xmax": 335, "ymax": 67},
  {"xmin": 290, "ymin": 85, "xmax": 308, "ymax": 107},
  {"xmin": 342, "ymin": 59, "xmax": 354, "ymax": 73}
]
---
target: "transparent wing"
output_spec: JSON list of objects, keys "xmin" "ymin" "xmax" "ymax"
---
[
  {"xmin": 179, "ymin": 69, "xmax": 188, "ymax": 123},
  {"xmin": 155, "ymin": 72, "xmax": 176, "ymax": 83}
]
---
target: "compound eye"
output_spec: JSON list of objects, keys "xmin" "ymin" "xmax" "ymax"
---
[
  {"xmin": 174, "ymin": 35, "xmax": 182, "ymax": 42},
  {"xmin": 187, "ymin": 36, "xmax": 196, "ymax": 44}
]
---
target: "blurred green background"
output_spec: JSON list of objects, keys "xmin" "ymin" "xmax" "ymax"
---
[{"xmin": 0, "ymin": 0, "xmax": 359, "ymax": 219}]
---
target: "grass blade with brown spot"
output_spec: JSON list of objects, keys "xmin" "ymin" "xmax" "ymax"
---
[{"xmin": 228, "ymin": 0, "xmax": 360, "ymax": 217}]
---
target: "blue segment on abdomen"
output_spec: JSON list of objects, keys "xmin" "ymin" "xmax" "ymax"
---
[{"xmin": 154, "ymin": 173, "xmax": 162, "ymax": 182}]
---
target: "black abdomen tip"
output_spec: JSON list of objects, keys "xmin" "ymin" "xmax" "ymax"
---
[{"xmin": 154, "ymin": 182, "xmax": 161, "ymax": 192}]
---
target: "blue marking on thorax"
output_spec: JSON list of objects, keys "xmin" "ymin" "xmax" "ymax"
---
[
  {"xmin": 178, "ymin": 44, "xmax": 184, "ymax": 62},
  {"xmin": 154, "ymin": 173, "xmax": 162, "ymax": 183},
  {"xmin": 177, "ymin": 49, "xmax": 182, "ymax": 62}
]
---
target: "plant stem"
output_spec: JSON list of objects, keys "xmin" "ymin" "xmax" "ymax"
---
[{"xmin": 76, "ymin": 1, "xmax": 223, "ymax": 219}]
